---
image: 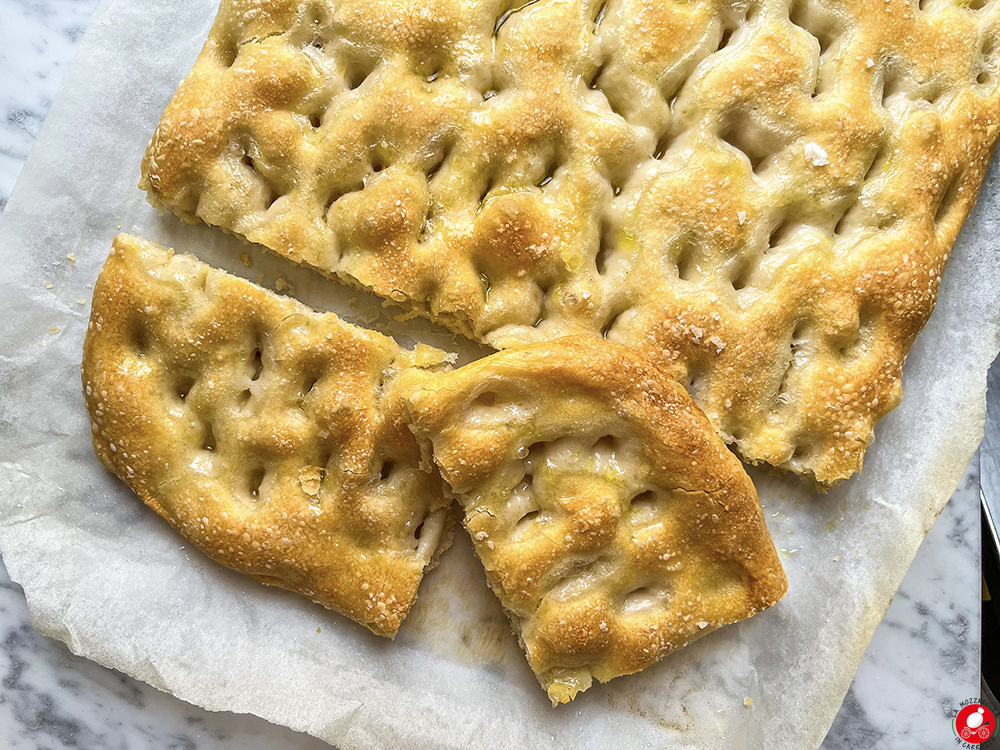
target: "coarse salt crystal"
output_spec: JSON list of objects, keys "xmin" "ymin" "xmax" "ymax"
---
[{"xmin": 805, "ymin": 141, "xmax": 829, "ymax": 167}]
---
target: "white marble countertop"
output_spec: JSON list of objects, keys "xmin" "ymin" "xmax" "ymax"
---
[{"xmin": 0, "ymin": 0, "xmax": 982, "ymax": 747}]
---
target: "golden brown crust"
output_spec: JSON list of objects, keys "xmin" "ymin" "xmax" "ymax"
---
[
  {"xmin": 81, "ymin": 235, "xmax": 454, "ymax": 637},
  {"xmin": 404, "ymin": 335, "xmax": 787, "ymax": 704},
  {"xmin": 139, "ymin": 0, "xmax": 1000, "ymax": 485}
]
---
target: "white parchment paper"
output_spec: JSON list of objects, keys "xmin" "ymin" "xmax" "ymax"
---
[{"xmin": 0, "ymin": 0, "xmax": 998, "ymax": 748}]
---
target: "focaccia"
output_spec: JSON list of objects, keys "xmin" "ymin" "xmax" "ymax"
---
[
  {"xmin": 404, "ymin": 335, "xmax": 787, "ymax": 704},
  {"xmin": 140, "ymin": 0, "xmax": 1000, "ymax": 484},
  {"xmin": 82, "ymin": 235, "xmax": 453, "ymax": 637}
]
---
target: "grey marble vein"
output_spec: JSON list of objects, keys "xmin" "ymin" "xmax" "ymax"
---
[
  {"xmin": 0, "ymin": 0, "xmax": 982, "ymax": 747},
  {"xmin": 0, "ymin": 561, "xmax": 331, "ymax": 749},
  {"xmin": 0, "ymin": 0, "xmax": 97, "ymax": 212},
  {"xmin": 822, "ymin": 457, "xmax": 981, "ymax": 749}
]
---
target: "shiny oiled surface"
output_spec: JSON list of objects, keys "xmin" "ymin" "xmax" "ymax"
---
[
  {"xmin": 142, "ymin": 0, "xmax": 1000, "ymax": 484},
  {"xmin": 406, "ymin": 336, "xmax": 786, "ymax": 704},
  {"xmin": 82, "ymin": 235, "xmax": 453, "ymax": 636}
]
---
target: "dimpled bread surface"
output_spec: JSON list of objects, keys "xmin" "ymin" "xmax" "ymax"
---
[
  {"xmin": 82, "ymin": 234, "xmax": 454, "ymax": 637},
  {"xmin": 405, "ymin": 335, "xmax": 787, "ymax": 704},
  {"xmin": 141, "ymin": 0, "xmax": 1000, "ymax": 484}
]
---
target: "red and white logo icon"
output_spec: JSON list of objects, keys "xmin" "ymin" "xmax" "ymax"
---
[{"xmin": 955, "ymin": 703, "xmax": 995, "ymax": 744}]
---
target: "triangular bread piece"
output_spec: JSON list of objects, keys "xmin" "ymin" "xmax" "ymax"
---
[
  {"xmin": 82, "ymin": 235, "xmax": 453, "ymax": 637},
  {"xmin": 140, "ymin": 0, "xmax": 1000, "ymax": 484},
  {"xmin": 404, "ymin": 335, "xmax": 787, "ymax": 704}
]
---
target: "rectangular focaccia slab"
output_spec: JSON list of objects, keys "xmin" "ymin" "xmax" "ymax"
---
[
  {"xmin": 82, "ymin": 235, "xmax": 453, "ymax": 637},
  {"xmin": 404, "ymin": 335, "xmax": 787, "ymax": 704},
  {"xmin": 140, "ymin": 0, "xmax": 1000, "ymax": 484}
]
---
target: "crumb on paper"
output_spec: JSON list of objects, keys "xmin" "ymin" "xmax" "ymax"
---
[
  {"xmin": 256, "ymin": 273, "xmax": 264, "ymax": 285},
  {"xmin": 43, "ymin": 281, "xmax": 53, "ymax": 289},
  {"xmin": 240, "ymin": 253, "xmax": 253, "ymax": 269},
  {"xmin": 394, "ymin": 308, "xmax": 421, "ymax": 323},
  {"xmin": 67, "ymin": 253, "xmax": 76, "ymax": 266},
  {"xmin": 48, "ymin": 326, "xmax": 59, "ymax": 335},
  {"xmin": 275, "ymin": 275, "xmax": 294, "ymax": 294},
  {"xmin": 833, "ymin": 555, "xmax": 840, "ymax": 562},
  {"xmin": 77, "ymin": 299, "xmax": 86, "ymax": 305},
  {"xmin": 744, "ymin": 697, "xmax": 753, "ymax": 708},
  {"xmin": 316, "ymin": 627, "xmax": 321, "ymax": 633}
]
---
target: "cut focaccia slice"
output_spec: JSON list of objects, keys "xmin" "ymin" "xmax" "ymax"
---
[
  {"xmin": 404, "ymin": 335, "xmax": 787, "ymax": 704},
  {"xmin": 82, "ymin": 235, "xmax": 454, "ymax": 637}
]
